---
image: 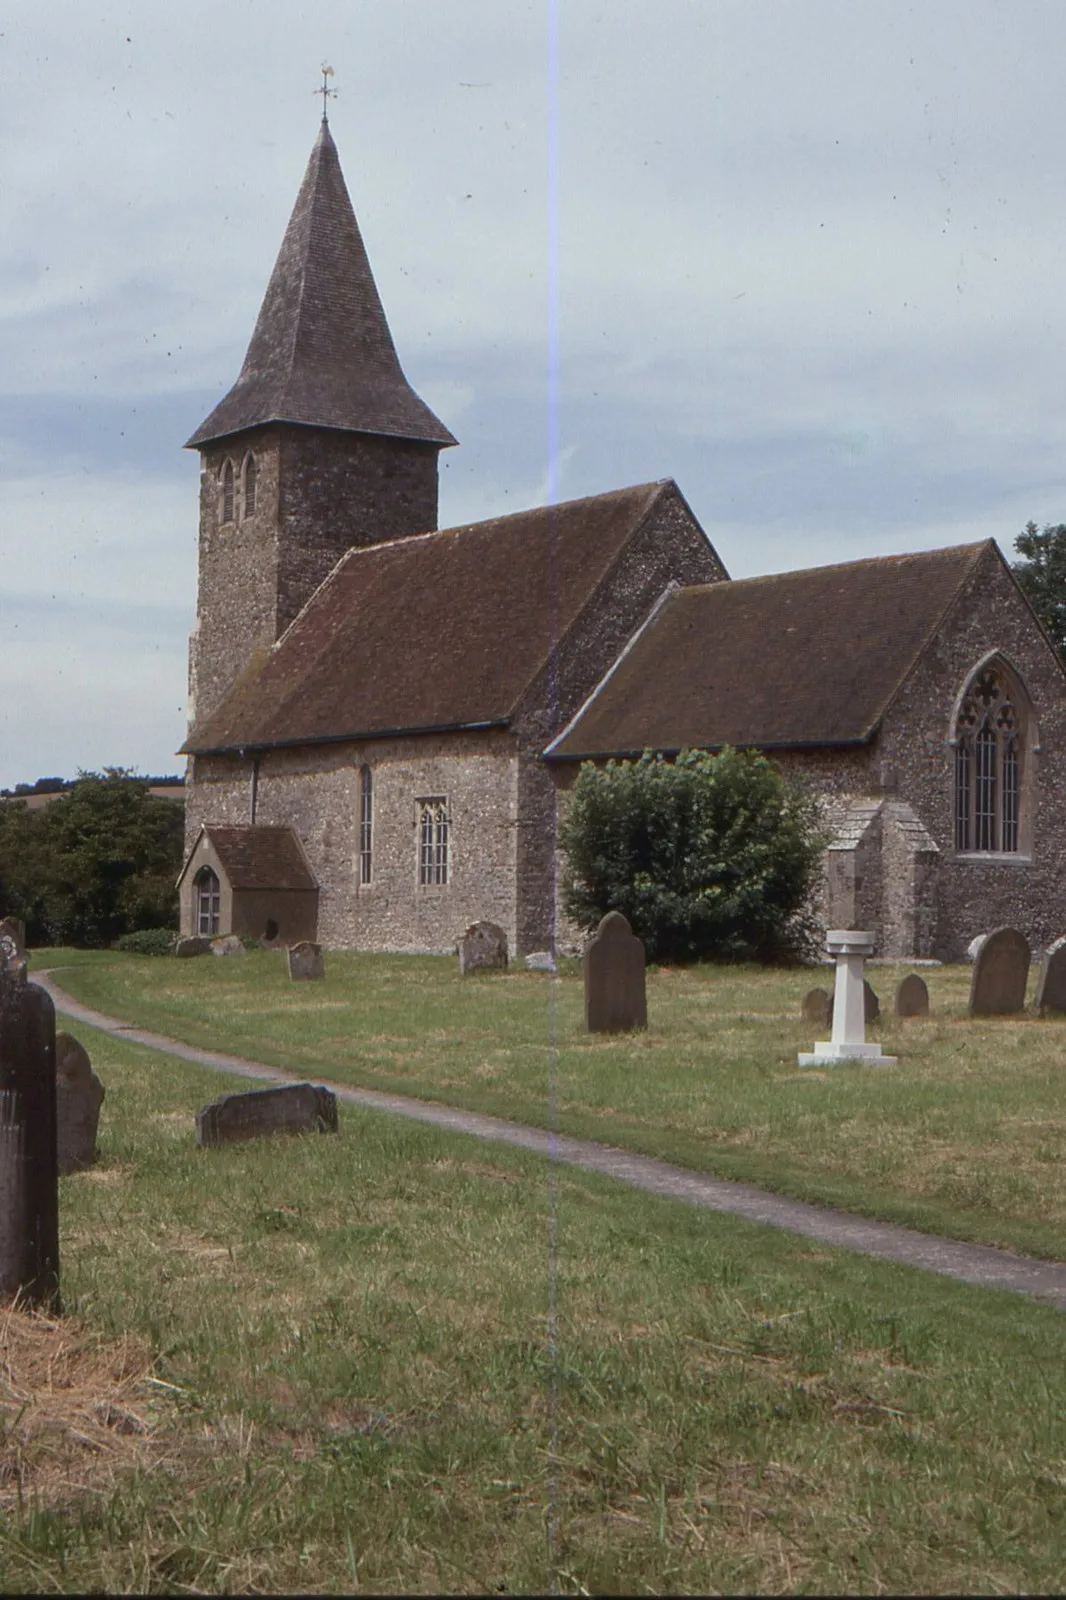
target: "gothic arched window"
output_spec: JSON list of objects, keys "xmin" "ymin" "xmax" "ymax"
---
[
  {"xmin": 195, "ymin": 867, "xmax": 221, "ymax": 935},
  {"xmin": 242, "ymin": 453, "xmax": 257, "ymax": 518},
  {"xmin": 220, "ymin": 460, "xmax": 235, "ymax": 524},
  {"xmin": 418, "ymin": 798, "xmax": 449, "ymax": 886},
  {"xmin": 953, "ymin": 663, "xmax": 1026, "ymax": 854}
]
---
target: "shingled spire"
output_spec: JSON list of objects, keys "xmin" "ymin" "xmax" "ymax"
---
[{"xmin": 187, "ymin": 121, "xmax": 455, "ymax": 448}]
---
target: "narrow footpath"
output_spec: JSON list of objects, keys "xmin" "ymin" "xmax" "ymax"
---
[{"xmin": 37, "ymin": 970, "xmax": 1066, "ymax": 1312}]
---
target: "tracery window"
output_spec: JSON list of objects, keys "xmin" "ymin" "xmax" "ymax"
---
[
  {"xmin": 220, "ymin": 460, "xmax": 235, "ymax": 524},
  {"xmin": 953, "ymin": 664, "xmax": 1024, "ymax": 853},
  {"xmin": 418, "ymin": 798, "xmax": 449, "ymax": 886},
  {"xmin": 359, "ymin": 766, "xmax": 373, "ymax": 885},
  {"xmin": 242, "ymin": 452, "xmax": 257, "ymax": 518},
  {"xmin": 195, "ymin": 867, "xmax": 221, "ymax": 935}
]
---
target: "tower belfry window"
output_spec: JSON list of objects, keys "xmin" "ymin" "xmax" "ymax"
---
[
  {"xmin": 220, "ymin": 460, "xmax": 235, "ymax": 524},
  {"xmin": 242, "ymin": 453, "xmax": 257, "ymax": 518}
]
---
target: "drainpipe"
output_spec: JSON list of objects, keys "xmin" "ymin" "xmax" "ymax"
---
[{"xmin": 248, "ymin": 755, "xmax": 260, "ymax": 824}]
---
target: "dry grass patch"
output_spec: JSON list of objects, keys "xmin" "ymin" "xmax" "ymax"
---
[{"xmin": 0, "ymin": 1304, "xmax": 166, "ymax": 1509}]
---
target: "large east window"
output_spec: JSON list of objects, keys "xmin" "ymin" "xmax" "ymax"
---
[
  {"xmin": 953, "ymin": 662, "xmax": 1027, "ymax": 854},
  {"xmin": 417, "ymin": 798, "xmax": 449, "ymax": 886}
]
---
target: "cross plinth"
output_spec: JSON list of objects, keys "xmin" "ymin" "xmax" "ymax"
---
[{"xmin": 798, "ymin": 929, "xmax": 897, "ymax": 1068}]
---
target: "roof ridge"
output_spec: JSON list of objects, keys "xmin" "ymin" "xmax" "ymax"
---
[{"xmin": 676, "ymin": 538, "xmax": 993, "ymax": 596}]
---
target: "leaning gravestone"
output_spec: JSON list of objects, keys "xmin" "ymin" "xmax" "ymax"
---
[
  {"xmin": 801, "ymin": 987, "xmax": 832, "ymax": 1027},
  {"xmin": 584, "ymin": 911, "xmax": 647, "ymax": 1034},
  {"xmin": 55, "ymin": 1032, "xmax": 105, "ymax": 1174},
  {"xmin": 1035, "ymin": 936, "xmax": 1066, "ymax": 1016},
  {"xmin": 287, "ymin": 941, "xmax": 325, "ymax": 981},
  {"xmin": 894, "ymin": 973, "xmax": 930, "ymax": 1018},
  {"xmin": 459, "ymin": 921, "xmax": 508, "ymax": 975},
  {"xmin": 0, "ymin": 951, "xmax": 59, "ymax": 1309},
  {"xmin": 969, "ymin": 926, "xmax": 1030, "ymax": 1016},
  {"xmin": 196, "ymin": 1083, "xmax": 338, "ymax": 1147},
  {"xmin": 210, "ymin": 934, "xmax": 245, "ymax": 958},
  {"xmin": 175, "ymin": 935, "xmax": 211, "ymax": 958}
]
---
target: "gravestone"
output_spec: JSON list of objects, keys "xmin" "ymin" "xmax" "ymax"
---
[
  {"xmin": 0, "ymin": 957, "xmax": 60, "ymax": 1309},
  {"xmin": 968, "ymin": 926, "xmax": 1030, "ymax": 1016},
  {"xmin": 801, "ymin": 987, "xmax": 831, "ymax": 1026},
  {"xmin": 287, "ymin": 941, "xmax": 325, "ymax": 981},
  {"xmin": 196, "ymin": 1083, "xmax": 338, "ymax": 1147},
  {"xmin": 525, "ymin": 951, "xmax": 557, "ymax": 973},
  {"xmin": 0, "ymin": 917, "xmax": 27, "ymax": 977},
  {"xmin": 826, "ymin": 980, "xmax": 880, "ymax": 1028},
  {"xmin": 55, "ymin": 1032, "xmax": 105, "ymax": 1174},
  {"xmin": 966, "ymin": 934, "xmax": 987, "ymax": 963},
  {"xmin": 1035, "ymin": 936, "xmax": 1066, "ymax": 1016},
  {"xmin": 175, "ymin": 935, "xmax": 211, "ymax": 958},
  {"xmin": 894, "ymin": 973, "xmax": 930, "ymax": 1018},
  {"xmin": 210, "ymin": 934, "xmax": 245, "ymax": 958},
  {"xmin": 459, "ymin": 921, "xmax": 508, "ymax": 976},
  {"xmin": 584, "ymin": 911, "xmax": 647, "ymax": 1034}
]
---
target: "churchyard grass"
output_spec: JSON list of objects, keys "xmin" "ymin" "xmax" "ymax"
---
[
  {"xmin": 5, "ymin": 1020, "xmax": 1066, "ymax": 1593},
  {"xmin": 38, "ymin": 947, "xmax": 1066, "ymax": 1262}
]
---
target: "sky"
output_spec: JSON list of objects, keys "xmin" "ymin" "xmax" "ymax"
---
[{"xmin": 3, "ymin": 0, "xmax": 1066, "ymax": 788}]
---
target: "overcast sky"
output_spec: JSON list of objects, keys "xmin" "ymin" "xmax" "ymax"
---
[{"xmin": 2, "ymin": 0, "xmax": 1064, "ymax": 787}]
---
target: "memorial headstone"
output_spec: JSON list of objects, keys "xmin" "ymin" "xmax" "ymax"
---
[
  {"xmin": 1035, "ymin": 936, "xmax": 1066, "ymax": 1016},
  {"xmin": 210, "ymin": 934, "xmax": 246, "ymax": 958},
  {"xmin": 894, "ymin": 973, "xmax": 930, "ymax": 1018},
  {"xmin": 525, "ymin": 951, "xmax": 557, "ymax": 973},
  {"xmin": 55, "ymin": 1032, "xmax": 105, "ymax": 1174},
  {"xmin": 584, "ymin": 911, "xmax": 647, "ymax": 1034},
  {"xmin": 801, "ymin": 987, "xmax": 831, "ymax": 1026},
  {"xmin": 287, "ymin": 940, "xmax": 325, "ymax": 981},
  {"xmin": 0, "ymin": 955, "xmax": 59, "ymax": 1309},
  {"xmin": 966, "ymin": 934, "xmax": 988, "ymax": 963},
  {"xmin": 196, "ymin": 1083, "xmax": 338, "ymax": 1147},
  {"xmin": 458, "ymin": 921, "xmax": 508, "ymax": 975},
  {"xmin": 175, "ymin": 936, "xmax": 211, "ymax": 958},
  {"xmin": 968, "ymin": 926, "xmax": 1030, "ymax": 1016}
]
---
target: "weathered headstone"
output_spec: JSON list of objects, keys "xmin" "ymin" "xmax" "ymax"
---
[
  {"xmin": 525, "ymin": 951, "xmax": 557, "ymax": 973},
  {"xmin": 584, "ymin": 911, "xmax": 647, "ymax": 1034},
  {"xmin": 175, "ymin": 935, "xmax": 211, "ymax": 958},
  {"xmin": 196, "ymin": 1083, "xmax": 338, "ymax": 1147},
  {"xmin": 287, "ymin": 940, "xmax": 325, "ymax": 981},
  {"xmin": 894, "ymin": 973, "xmax": 930, "ymax": 1018},
  {"xmin": 1035, "ymin": 936, "xmax": 1066, "ymax": 1016},
  {"xmin": 210, "ymin": 934, "xmax": 246, "ymax": 958},
  {"xmin": 0, "ymin": 917, "xmax": 26, "ymax": 974},
  {"xmin": 0, "ymin": 958, "xmax": 60, "ymax": 1309},
  {"xmin": 55, "ymin": 1032, "xmax": 105, "ymax": 1174},
  {"xmin": 458, "ymin": 921, "xmax": 508, "ymax": 975},
  {"xmin": 801, "ymin": 987, "xmax": 831, "ymax": 1026},
  {"xmin": 968, "ymin": 926, "xmax": 1030, "ymax": 1016},
  {"xmin": 966, "ymin": 934, "xmax": 987, "ymax": 963}
]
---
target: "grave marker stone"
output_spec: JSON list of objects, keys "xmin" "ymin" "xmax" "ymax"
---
[
  {"xmin": 459, "ymin": 921, "xmax": 508, "ymax": 975},
  {"xmin": 968, "ymin": 927, "xmax": 1030, "ymax": 1016},
  {"xmin": 1035, "ymin": 936, "xmax": 1066, "ymax": 1016},
  {"xmin": 584, "ymin": 911, "xmax": 647, "ymax": 1034},
  {"xmin": 175, "ymin": 936, "xmax": 211, "ymax": 958},
  {"xmin": 287, "ymin": 941, "xmax": 325, "ymax": 981},
  {"xmin": 0, "ymin": 957, "xmax": 59, "ymax": 1309},
  {"xmin": 196, "ymin": 1083, "xmax": 338, "ymax": 1147},
  {"xmin": 0, "ymin": 918, "xmax": 26, "ymax": 978},
  {"xmin": 210, "ymin": 934, "xmax": 246, "ymax": 958},
  {"xmin": 55, "ymin": 1032, "xmax": 105, "ymax": 1174},
  {"xmin": 801, "ymin": 987, "xmax": 831, "ymax": 1026},
  {"xmin": 894, "ymin": 973, "xmax": 930, "ymax": 1018}
]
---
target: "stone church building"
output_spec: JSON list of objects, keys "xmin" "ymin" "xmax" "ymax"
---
[{"xmin": 178, "ymin": 119, "xmax": 1066, "ymax": 961}]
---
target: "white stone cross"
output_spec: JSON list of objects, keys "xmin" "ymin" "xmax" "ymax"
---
[{"xmin": 798, "ymin": 929, "xmax": 897, "ymax": 1068}]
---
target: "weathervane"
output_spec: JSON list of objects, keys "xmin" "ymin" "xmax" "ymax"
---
[{"xmin": 316, "ymin": 63, "xmax": 337, "ymax": 122}]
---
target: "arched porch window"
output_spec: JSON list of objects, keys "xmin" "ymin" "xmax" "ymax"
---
[
  {"xmin": 953, "ymin": 662, "xmax": 1028, "ymax": 853},
  {"xmin": 195, "ymin": 867, "xmax": 221, "ymax": 935}
]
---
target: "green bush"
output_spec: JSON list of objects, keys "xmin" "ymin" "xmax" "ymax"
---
[
  {"xmin": 560, "ymin": 748, "xmax": 826, "ymax": 964},
  {"xmin": 112, "ymin": 928, "xmax": 178, "ymax": 956}
]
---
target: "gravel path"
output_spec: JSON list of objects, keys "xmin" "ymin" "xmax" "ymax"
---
[{"xmin": 37, "ymin": 969, "xmax": 1066, "ymax": 1311}]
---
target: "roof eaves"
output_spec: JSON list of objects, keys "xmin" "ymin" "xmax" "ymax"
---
[
  {"xmin": 186, "ymin": 717, "xmax": 511, "ymax": 759},
  {"xmin": 545, "ymin": 735, "xmax": 873, "ymax": 764}
]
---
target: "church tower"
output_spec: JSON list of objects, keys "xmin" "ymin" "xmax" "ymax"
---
[{"xmin": 186, "ymin": 117, "xmax": 457, "ymax": 728}]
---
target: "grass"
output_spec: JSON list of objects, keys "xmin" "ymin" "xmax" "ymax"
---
[
  {"xmin": 41, "ymin": 946, "xmax": 1066, "ymax": 1262},
  {"xmin": 3, "ymin": 1021, "xmax": 1066, "ymax": 1591}
]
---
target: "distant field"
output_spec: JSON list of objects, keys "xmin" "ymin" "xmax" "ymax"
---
[
  {"xmin": 41, "ymin": 947, "xmax": 1066, "ymax": 1262},
  {"xmin": 5, "ymin": 1021, "xmax": 1066, "ymax": 1594}
]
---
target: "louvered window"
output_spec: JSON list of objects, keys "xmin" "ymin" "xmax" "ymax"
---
[
  {"xmin": 221, "ymin": 460, "xmax": 235, "ymax": 524},
  {"xmin": 243, "ymin": 453, "xmax": 257, "ymax": 517}
]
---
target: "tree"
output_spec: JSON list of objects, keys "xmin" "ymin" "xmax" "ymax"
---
[
  {"xmin": 1012, "ymin": 521, "xmax": 1066, "ymax": 658},
  {"xmin": 559, "ymin": 748, "xmax": 826, "ymax": 965},
  {"xmin": 0, "ymin": 770, "xmax": 184, "ymax": 947}
]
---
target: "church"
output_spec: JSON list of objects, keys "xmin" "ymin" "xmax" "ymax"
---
[{"xmin": 177, "ymin": 117, "xmax": 1066, "ymax": 962}]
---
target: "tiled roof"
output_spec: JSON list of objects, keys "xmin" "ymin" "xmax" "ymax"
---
[
  {"xmin": 547, "ymin": 541, "xmax": 994, "ymax": 760},
  {"xmin": 187, "ymin": 122, "xmax": 456, "ymax": 449},
  {"xmin": 206, "ymin": 826, "xmax": 317, "ymax": 891},
  {"xmin": 183, "ymin": 481, "xmax": 678, "ymax": 755}
]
